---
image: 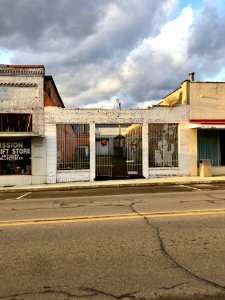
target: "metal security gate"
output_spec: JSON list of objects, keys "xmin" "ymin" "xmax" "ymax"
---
[{"xmin": 95, "ymin": 124, "xmax": 142, "ymax": 179}]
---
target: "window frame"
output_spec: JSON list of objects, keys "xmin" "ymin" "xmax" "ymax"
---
[{"xmin": 148, "ymin": 123, "xmax": 178, "ymax": 168}]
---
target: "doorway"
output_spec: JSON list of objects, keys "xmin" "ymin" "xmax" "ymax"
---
[
  {"xmin": 95, "ymin": 124, "xmax": 142, "ymax": 179},
  {"xmin": 198, "ymin": 129, "xmax": 225, "ymax": 166}
]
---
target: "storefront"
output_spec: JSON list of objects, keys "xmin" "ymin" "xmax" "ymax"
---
[
  {"xmin": 190, "ymin": 122, "xmax": 225, "ymax": 176},
  {"xmin": 48, "ymin": 105, "xmax": 189, "ymax": 183},
  {"xmin": 0, "ymin": 139, "xmax": 31, "ymax": 175},
  {"xmin": 0, "ymin": 64, "xmax": 192, "ymax": 186}
]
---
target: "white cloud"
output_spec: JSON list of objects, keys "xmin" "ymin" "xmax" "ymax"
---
[
  {"xmin": 116, "ymin": 5, "xmax": 194, "ymax": 104},
  {"xmin": 149, "ymin": 7, "xmax": 193, "ymax": 55},
  {"xmin": 136, "ymin": 100, "xmax": 158, "ymax": 108},
  {"xmin": 96, "ymin": 77, "xmax": 122, "ymax": 95},
  {"xmin": 0, "ymin": 49, "xmax": 14, "ymax": 64},
  {"xmin": 1, "ymin": 0, "xmax": 225, "ymax": 108},
  {"xmin": 83, "ymin": 98, "xmax": 117, "ymax": 109}
]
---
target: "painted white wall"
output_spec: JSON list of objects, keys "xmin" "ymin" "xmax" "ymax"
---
[
  {"xmin": 44, "ymin": 106, "xmax": 190, "ymax": 182},
  {"xmin": 0, "ymin": 66, "xmax": 45, "ymax": 135},
  {"xmin": 45, "ymin": 106, "xmax": 189, "ymax": 125},
  {"xmin": 177, "ymin": 122, "xmax": 191, "ymax": 176},
  {"xmin": 0, "ymin": 175, "xmax": 32, "ymax": 187},
  {"xmin": 57, "ymin": 170, "xmax": 90, "ymax": 182},
  {"xmin": 31, "ymin": 137, "xmax": 47, "ymax": 184},
  {"xmin": 45, "ymin": 124, "xmax": 57, "ymax": 183},
  {"xmin": 142, "ymin": 123, "xmax": 149, "ymax": 178},
  {"xmin": 149, "ymin": 168, "xmax": 179, "ymax": 177},
  {"xmin": 89, "ymin": 123, "xmax": 96, "ymax": 182},
  {"xmin": 0, "ymin": 66, "xmax": 46, "ymax": 186}
]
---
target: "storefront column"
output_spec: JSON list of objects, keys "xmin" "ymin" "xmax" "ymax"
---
[
  {"xmin": 142, "ymin": 123, "xmax": 149, "ymax": 178},
  {"xmin": 31, "ymin": 137, "xmax": 46, "ymax": 185},
  {"xmin": 46, "ymin": 124, "xmax": 57, "ymax": 183},
  {"xmin": 178, "ymin": 123, "xmax": 191, "ymax": 176},
  {"xmin": 190, "ymin": 128, "xmax": 198, "ymax": 176},
  {"xmin": 89, "ymin": 123, "xmax": 96, "ymax": 182}
]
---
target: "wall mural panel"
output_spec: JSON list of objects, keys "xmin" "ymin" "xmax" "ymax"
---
[{"xmin": 149, "ymin": 124, "xmax": 178, "ymax": 168}]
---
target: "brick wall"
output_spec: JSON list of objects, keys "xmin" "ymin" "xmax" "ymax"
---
[
  {"xmin": 45, "ymin": 106, "xmax": 191, "ymax": 182},
  {"xmin": 45, "ymin": 106, "xmax": 189, "ymax": 125},
  {"xmin": 0, "ymin": 65, "xmax": 45, "ymax": 135},
  {"xmin": 44, "ymin": 76, "xmax": 64, "ymax": 108}
]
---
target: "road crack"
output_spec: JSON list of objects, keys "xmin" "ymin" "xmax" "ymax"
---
[
  {"xmin": 1, "ymin": 287, "xmax": 138, "ymax": 300},
  {"xmin": 159, "ymin": 282, "xmax": 188, "ymax": 290},
  {"xmin": 58, "ymin": 200, "xmax": 128, "ymax": 209},
  {"xmin": 82, "ymin": 287, "xmax": 138, "ymax": 299},
  {"xmin": 208, "ymin": 194, "xmax": 225, "ymax": 201},
  {"xmin": 0, "ymin": 288, "xmax": 97, "ymax": 299},
  {"xmin": 129, "ymin": 202, "xmax": 225, "ymax": 292}
]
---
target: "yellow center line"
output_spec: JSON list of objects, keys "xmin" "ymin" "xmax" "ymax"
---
[{"xmin": 1, "ymin": 207, "xmax": 225, "ymax": 227}]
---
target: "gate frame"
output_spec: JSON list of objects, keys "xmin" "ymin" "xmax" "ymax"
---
[{"xmin": 92, "ymin": 123, "xmax": 149, "ymax": 180}]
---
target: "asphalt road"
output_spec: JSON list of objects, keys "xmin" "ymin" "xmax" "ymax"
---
[{"xmin": 0, "ymin": 183, "xmax": 225, "ymax": 299}]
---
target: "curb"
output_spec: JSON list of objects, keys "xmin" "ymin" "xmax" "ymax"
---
[{"xmin": 1, "ymin": 178, "xmax": 225, "ymax": 193}]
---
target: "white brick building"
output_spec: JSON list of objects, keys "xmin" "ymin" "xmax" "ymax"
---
[{"xmin": 0, "ymin": 64, "xmax": 191, "ymax": 186}]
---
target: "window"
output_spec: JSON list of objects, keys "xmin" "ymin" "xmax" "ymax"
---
[
  {"xmin": 0, "ymin": 139, "xmax": 31, "ymax": 175},
  {"xmin": 149, "ymin": 124, "xmax": 178, "ymax": 167},
  {"xmin": 0, "ymin": 114, "xmax": 32, "ymax": 132},
  {"xmin": 57, "ymin": 124, "xmax": 90, "ymax": 170},
  {"xmin": 198, "ymin": 129, "xmax": 225, "ymax": 166}
]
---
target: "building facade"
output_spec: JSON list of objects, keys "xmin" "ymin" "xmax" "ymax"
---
[
  {"xmin": 0, "ymin": 65, "xmax": 63, "ymax": 186},
  {"xmin": 161, "ymin": 72, "xmax": 225, "ymax": 176},
  {"xmin": 45, "ymin": 106, "xmax": 189, "ymax": 183},
  {"xmin": 1, "ymin": 65, "xmax": 223, "ymax": 186}
]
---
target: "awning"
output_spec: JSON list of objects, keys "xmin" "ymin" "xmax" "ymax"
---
[
  {"xmin": 189, "ymin": 120, "xmax": 225, "ymax": 129},
  {"xmin": 0, "ymin": 132, "xmax": 44, "ymax": 137}
]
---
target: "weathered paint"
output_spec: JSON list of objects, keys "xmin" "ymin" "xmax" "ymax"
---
[{"xmin": 45, "ymin": 106, "xmax": 190, "ymax": 183}]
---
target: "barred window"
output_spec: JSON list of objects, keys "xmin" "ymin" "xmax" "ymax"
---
[
  {"xmin": 57, "ymin": 124, "xmax": 90, "ymax": 170},
  {"xmin": 149, "ymin": 124, "xmax": 178, "ymax": 167}
]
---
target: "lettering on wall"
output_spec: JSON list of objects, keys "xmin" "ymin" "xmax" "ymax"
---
[
  {"xmin": 0, "ymin": 142, "xmax": 31, "ymax": 161},
  {"xmin": 0, "ymin": 140, "xmax": 31, "ymax": 175}
]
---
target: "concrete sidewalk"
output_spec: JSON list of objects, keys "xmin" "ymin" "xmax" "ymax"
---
[{"xmin": 1, "ymin": 176, "xmax": 225, "ymax": 192}]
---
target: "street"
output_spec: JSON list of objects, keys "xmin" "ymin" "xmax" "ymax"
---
[{"xmin": 0, "ymin": 184, "xmax": 225, "ymax": 299}]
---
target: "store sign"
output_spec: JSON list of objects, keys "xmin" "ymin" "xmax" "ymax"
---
[{"xmin": 0, "ymin": 141, "xmax": 31, "ymax": 161}]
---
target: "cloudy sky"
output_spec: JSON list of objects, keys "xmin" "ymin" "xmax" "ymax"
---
[{"xmin": 1, "ymin": 0, "xmax": 225, "ymax": 108}]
